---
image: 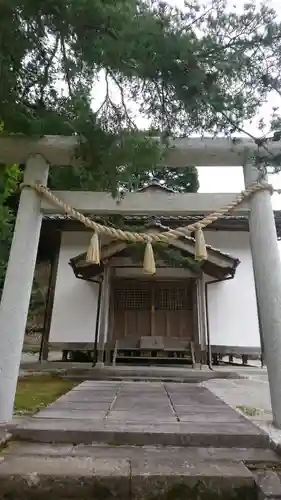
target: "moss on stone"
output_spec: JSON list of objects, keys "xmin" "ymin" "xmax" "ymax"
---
[
  {"xmin": 236, "ymin": 405, "xmax": 261, "ymax": 417},
  {"xmin": 146, "ymin": 481, "xmax": 257, "ymax": 500}
]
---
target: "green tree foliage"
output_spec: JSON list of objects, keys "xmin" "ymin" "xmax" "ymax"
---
[
  {"xmin": 123, "ymin": 166, "xmax": 199, "ymax": 193},
  {"xmin": 1, "ymin": 0, "xmax": 281, "ymax": 186},
  {"xmin": 49, "ymin": 164, "xmax": 199, "ymax": 193},
  {"xmin": 0, "ymin": 164, "xmax": 22, "ymax": 293}
]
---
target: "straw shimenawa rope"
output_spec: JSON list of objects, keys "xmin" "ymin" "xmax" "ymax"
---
[{"xmin": 21, "ymin": 181, "xmax": 280, "ymax": 274}]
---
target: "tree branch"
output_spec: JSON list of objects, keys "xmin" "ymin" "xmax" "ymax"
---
[
  {"xmin": 40, "ymin": 33, "xmax": 60, "ymax": 102},
  {"xmin": 108, "ymin": 71, "xmax": 137, "ymax": 130},
  {"xmin": 60, "ymin": 33, "xmax": 73, "ymax": 99},
  {"xmin": 95, "ymin": 71, "xmax": 111, "ymax": 115},
  {"xmin": 206, "ymin": 99, "xmax": 278, "ymax": 169}
]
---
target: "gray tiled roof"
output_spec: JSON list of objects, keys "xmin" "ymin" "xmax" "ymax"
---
[
  {"xmin": 43, "ymin": 214, "xmax": 241, "ymax": 264},
  {"xmin": 43, "ymin": 213, "xmax": 247, "ymax": 221},
  {"xmin": 43, "ymin": 212, "xmax": 281, "ymax": 222}
]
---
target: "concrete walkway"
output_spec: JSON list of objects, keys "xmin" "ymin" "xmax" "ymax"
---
[
  {"xmin": 203, "ymin": 374, "xmax": 281, "ymax": 450},
  {"xmin": 13, "ymin": 381, "xmax": 269, "ymax": 448}
]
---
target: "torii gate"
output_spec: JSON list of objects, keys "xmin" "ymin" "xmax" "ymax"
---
[{"xmin": 0, "ymin": 136, "xmax": 281, "ymax": 426}]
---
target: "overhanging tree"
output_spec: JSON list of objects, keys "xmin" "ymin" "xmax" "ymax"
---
[
  {"xmin": 1, "ymin": 0, "xmax": 281, "ymax": 177},
  {"xmin": 0, "ymin": 164, "xmax": 21, "ymax": 292},
  {"xmin": 1, "ymin": 0, "xmax": 281, "ymax": 274}
]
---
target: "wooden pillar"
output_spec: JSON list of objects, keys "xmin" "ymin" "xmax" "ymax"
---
[
  {"xmin": 192, "ymin": 278, "xmax": 201, "ymax": 364},
  {"xmin": 195, "ymin": 276, "xmax": 206, "ymax": 365},
  {"xmin": 105, "ymin": 275, "xmax": 115, "ymax": 365},
  {"xmin": 96, "ymin": 266, "xmax": 110, "ymax": 366},
  {"xmin": 151, "ymin": 282, "xmax": 155, "ymax": 337},
  {"xmin": 0, "ymin": 155, "xmax": 49, "ymax": 422},
  {"xmin": 39, "ymin": 231, "xmax": 61, "ymax": 361}
]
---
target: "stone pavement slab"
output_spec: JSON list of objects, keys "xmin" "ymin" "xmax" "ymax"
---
[
  {"xmin": 57, "ymin": 393, "xmax": 114, "ymax": 402},
  {"xmin": 0, "ymin": 455, "xmax": 131, "ymax": 477},
  {"xmin": 177, "ymin": 413, "xmax": 244, "ymax": 423},
  {"xmin": 48, "ymin": 401, "xmax": 112, "ymax": 410},
  {"xmin": 174, "ymin": 405, "xmax": 238, "ymax": 414},
  {"xmin": 35, "ymin": 409, "xmax": 107, "ymax": 420}
]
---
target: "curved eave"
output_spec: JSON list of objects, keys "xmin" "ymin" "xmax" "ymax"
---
[
  {"xmin": 69, "ymin": 257, "xmax": 104, "ymax": 281},
  {"xmin": 69, "ymin": 240, "xmax": 240, "ymax": 281}
]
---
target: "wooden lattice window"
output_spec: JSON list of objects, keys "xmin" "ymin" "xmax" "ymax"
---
[
  {"xmin": 155, "ymin": 286, "xmax": 191, "ymax": 311},
  {"xmin": 115, "ymin": 287, "xmax": 151, "ymax": 310}
]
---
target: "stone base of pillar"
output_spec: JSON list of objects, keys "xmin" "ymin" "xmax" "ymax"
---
[{"xmin": 94, "ymin": 361, "xmax": 105, "ymax": 369}]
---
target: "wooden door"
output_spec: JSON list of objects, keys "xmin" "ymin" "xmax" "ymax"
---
[
  {"xmin": 113, "ymin": 279, "xmax": 195, "ymax": 342},
  {"xmin": 153, "ymin": 281, "xmax": 194, "ymax": 339},
  {"xmin": 113, "ymin": 280, "xmax": 151, "ymax": 340}
]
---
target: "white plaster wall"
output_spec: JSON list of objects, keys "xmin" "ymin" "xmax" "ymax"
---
[
  {"xmin": 49, "ymin": 232, "xmax": 100, "ymax": 344},
  {"xmin": 204, "ymin": 231, "xmax": 260, "ymax": 348}
]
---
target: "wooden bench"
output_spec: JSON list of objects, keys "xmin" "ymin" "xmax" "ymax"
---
[{"xmin": 109, "ymin": 336, "xmax": 196, "ymax": 367}]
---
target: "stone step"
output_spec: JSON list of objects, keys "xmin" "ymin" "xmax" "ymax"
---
[
  {"xmin": 0, "ymin": 450, "xmax": 257, "ymax": 499},
  {"xmin": 3, "ymin": 442, "xmax": 281, "ymax": 465},
  {"xmin": 20, "ymin": 362, "xmax": 240, "ymax": 382},
  {"xmin": 62, "ymin": 375, "xmax": 215, "ymax": 383},
  {"xmin": 61, "ymin": 369, "xmax": 240, "ymax": 383},
  {"xmin": 13, "ymin": 417, "xmax": 269, "ymax": 448}
]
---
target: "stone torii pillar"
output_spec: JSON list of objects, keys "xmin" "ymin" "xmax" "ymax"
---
[
  {"xmin": 243, "ymin": 160, "xmax": 281, "ymax": 428},
  {"xmin": 0, "ymin": 155, "xmax": 49, "ymax": 422}
]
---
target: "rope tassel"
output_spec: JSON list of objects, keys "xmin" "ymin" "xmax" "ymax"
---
[
  {"xmin": 143, "ymin": 241, "xmax": 156, "ymax": 275},
  {"xmin": 195, "ymin": 227, "xmax": 207, "ymax": 262},
  {"xmin": 86, "ymin": 232, "xmax": 100, "ymax": 264}
]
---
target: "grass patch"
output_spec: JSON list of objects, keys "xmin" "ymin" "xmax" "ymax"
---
[
  {"xmin": 14, "ymin": 375, "xmax": 76, "ymax": 415},
  {"xmin": 236, "ymin": 405, "xmax": 261, "ymax": 417}
]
